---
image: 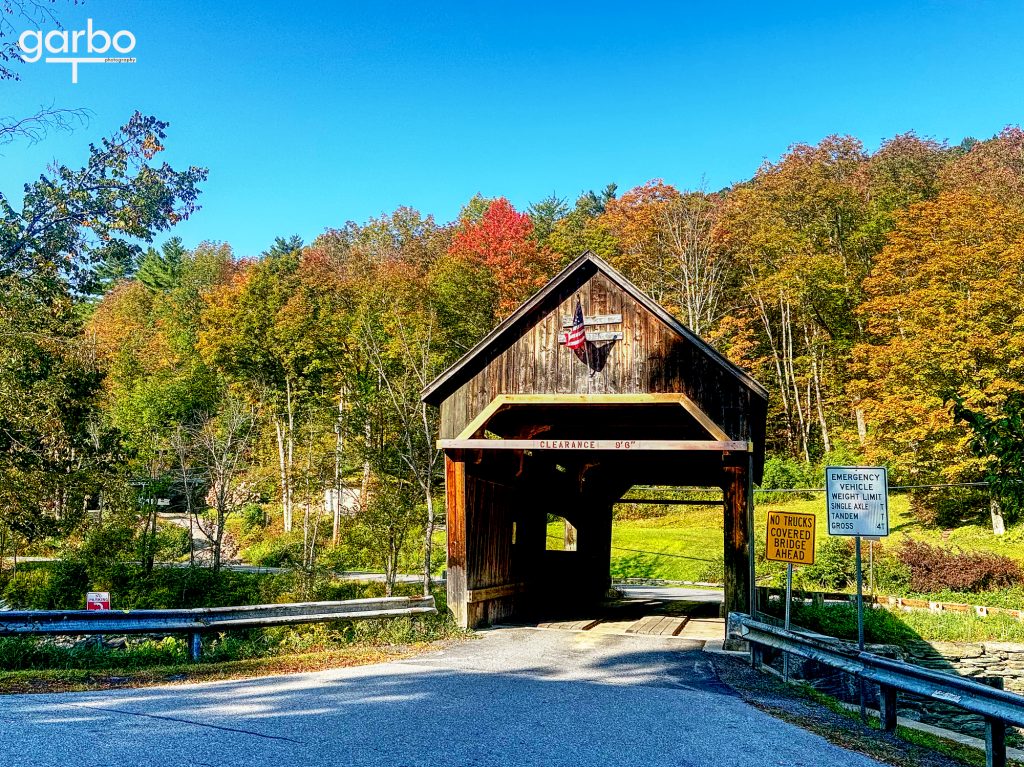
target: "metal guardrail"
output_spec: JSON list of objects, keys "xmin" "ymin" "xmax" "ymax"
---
[
  {"xmin": 730, "ymin": 612, "xmax": 1024, "ymax": 767},
  {"xmin": 0, "ymin": 596, "xmax": 437, "ymax": 661}
]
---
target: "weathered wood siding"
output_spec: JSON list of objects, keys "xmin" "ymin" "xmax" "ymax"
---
[{"xmin": 440, "ymin": 271, "xmax": 763, "ymax": 449}]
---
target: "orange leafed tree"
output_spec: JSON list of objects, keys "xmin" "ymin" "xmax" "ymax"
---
[{"xmin": 448, "ymin": 197, "xmax": 554, "ymax": 315}]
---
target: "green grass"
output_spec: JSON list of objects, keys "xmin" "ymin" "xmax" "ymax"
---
[
  {"xmin": 547, "ymin": 503, "xmax": 725, "ymax": 582},
  {"xmin": 894, "ymin": 609, "xmax": 1024, "ymax": 643},
  {"xmin": 609, "ymin": 505, "xmax": 725, "ymax": 581},
  {"xmin": 799, "ymin": 684, "xmax": 1024, "ymax": 767}
]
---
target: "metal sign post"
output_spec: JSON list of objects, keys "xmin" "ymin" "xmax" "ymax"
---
[
  {"xmin": 784, "ymin": 562, "xmax": 793, "ymax": 681},
  {"xmin": 825, "ymin": 466, "xmax": 889, "ymax": 724},
  {"xmin": 855, "ymin": 535, "xmax": 866, "ymax": 722},
  {"xmin": 765, "ymin": 510, "xmax": 816, "ymax": 683}
]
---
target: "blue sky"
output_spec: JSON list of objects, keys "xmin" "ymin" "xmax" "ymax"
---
[{"xmin": 4, "ymin": 1, "xmax": 1024, "ymax": 257}]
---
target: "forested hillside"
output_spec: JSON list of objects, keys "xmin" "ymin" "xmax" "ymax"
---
[{"xmin": 4, "ymin": 115, "xmax": 1024, "ymax": 580}]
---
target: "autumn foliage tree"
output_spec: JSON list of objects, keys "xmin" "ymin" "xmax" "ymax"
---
[
  {"xmin": 448, "ymin": 197, "xmax": 554, "ymax": 314},
  {"xmin": 853, "ymin": 191, "xmax": 1024, "ymax": 483},
  {"xmin": 602, "ymin": 180, "xmax": 727, "ymax": 336}
]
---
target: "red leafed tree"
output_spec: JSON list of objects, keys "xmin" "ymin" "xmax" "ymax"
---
[{"xmin": 449, "ymin": 197, "xmax": 553, "ymax": 314}]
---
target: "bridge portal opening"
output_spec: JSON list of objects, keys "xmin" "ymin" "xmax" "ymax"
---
[{"xmin": 610, "ymin": 486, "xmax": 726, "ymax": 585}]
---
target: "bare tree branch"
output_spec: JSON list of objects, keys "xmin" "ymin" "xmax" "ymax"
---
[
  {"xmin": 0, "ymin": 105, "xmax": 91, "ymax": 149},
  {"xmin": 0, "ymin": 1, "xmax": 68, "ymax": 81}
]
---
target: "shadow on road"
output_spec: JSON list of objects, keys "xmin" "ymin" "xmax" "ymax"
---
[{"xmin": 1, "ymin": 630, "xmax": 886, "ymax": 767}]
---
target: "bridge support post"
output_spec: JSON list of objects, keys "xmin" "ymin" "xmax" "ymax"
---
[
  {"xmin": 445, "ymin": 457, "xmax": 469, "ymax": 628},
  {"xmin": 722, "ymin": 458, "xmax": 752, "ymax": 650}
]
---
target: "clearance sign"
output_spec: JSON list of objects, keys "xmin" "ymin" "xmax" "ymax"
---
[{"xmin": 765, "ymin": 511, "xmax": 816, "ymax": 565}]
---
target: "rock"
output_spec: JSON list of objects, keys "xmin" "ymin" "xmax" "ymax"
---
[
  {"xmin": 928, "ymin": 641, "xmax": 984, "ymax": 658},
  {"xmin": 985, "ymin": 642, "xmax": 1024, "ymax": 654}
]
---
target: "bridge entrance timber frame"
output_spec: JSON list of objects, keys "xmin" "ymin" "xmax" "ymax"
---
[{"xmin": 422, "ymin": 252, "xmax": 768, "ymax": 630}]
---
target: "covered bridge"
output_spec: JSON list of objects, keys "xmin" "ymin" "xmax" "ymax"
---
[{"xmin": 421, "ymin": 251, "xmax": 768, "ymax": 629}]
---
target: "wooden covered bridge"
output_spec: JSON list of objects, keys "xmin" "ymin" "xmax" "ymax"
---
[{"xmin": 421, "ymin": 251, "xmax": 768, "ymax": 629}]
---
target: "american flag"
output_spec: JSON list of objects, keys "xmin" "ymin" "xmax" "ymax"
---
[{"xmin": 565, "ymin": 298, "xmax": 586, "ymax": 350}]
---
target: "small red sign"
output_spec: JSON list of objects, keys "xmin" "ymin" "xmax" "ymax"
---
[{"xmin": 86, "ymin": 591, "xmax": 110, "ymax": 611}]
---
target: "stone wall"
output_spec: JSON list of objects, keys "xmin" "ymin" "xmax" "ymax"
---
[
  {"xmin": 902, "ymin": 640, "xmax": 1024, "ymax": 692},
  {"xmin": 899, "ymin": 640, "xmax": 1024, "ymax": 741}
]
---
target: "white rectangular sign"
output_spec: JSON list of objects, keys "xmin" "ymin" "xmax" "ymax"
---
[
  {"xmin": 825, "ymin": 465, "xmax": 889, "ymax": 537},
  {"xmin": 86, "ymin": 591, "xmax": 110, "ymax": 610}
]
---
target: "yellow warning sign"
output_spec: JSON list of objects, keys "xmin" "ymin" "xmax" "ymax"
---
[{"xmin": 766, "ymin": 511, "xmax": 816, "ymax": 565}]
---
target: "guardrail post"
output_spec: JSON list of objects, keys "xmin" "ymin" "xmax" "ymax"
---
[
  {"xmin": 986, "ymin": 716, "xmax": 1006, "ymax": 767},
  {"xmin": 755, "ymin": 586, "xmax": 769, "ymax": 617},
  {"xmin": 878, "ymin": 683, "xmax": 898, "ymax": 732},
  {"xmin": 188, "ymin": 632, "xmax": 202, "ymax": 662},
  {"xmin": 982, "ymin": 676, "xmax": 1007, "ymax": 767},
  {"xmin": 750, "ymin": 641, "xmax": 763, "ymax": 669}
]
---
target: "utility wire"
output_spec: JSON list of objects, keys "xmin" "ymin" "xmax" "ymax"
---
[
  {"xmin": 754, "ymin": 481, "xmax": 992, "ymax": 493},
  {"xmin": 545, "ymin": 534, "xmax": 717, "ymax": 563}
]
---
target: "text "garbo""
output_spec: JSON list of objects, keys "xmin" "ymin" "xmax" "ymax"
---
[{"xmin": 19, "ymin": 19, "xmax": 137, "ymax": 83}]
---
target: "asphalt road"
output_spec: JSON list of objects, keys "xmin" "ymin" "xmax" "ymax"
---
[
  {"xmin": 0, "ymin": 628, "xmax": 885, "ymax": 767},
  {"xmin": 618, "ymin": 585, "xmax": 724, "ymax": 602}
]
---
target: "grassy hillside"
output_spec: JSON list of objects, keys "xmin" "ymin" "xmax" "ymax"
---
[{"xmin": 546, "ymin": 494, "xmax": 1024, "ymax": 585}]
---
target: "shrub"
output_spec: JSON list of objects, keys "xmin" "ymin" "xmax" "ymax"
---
[
  {"xmin": 789, "ymin": 603, "xmax": 917, "ymax": 645},
  {"xmin": 897, "ymin": 539, "xmax": 1024, "ymax": 593},
  {"xmin": 801, "ymin": 537, "xmax": 855, "ymax": 590},
  {"xmin": 613, "ymin": 502, "xmax": 674, "ymax": 521},
  {"xmin": 909, "ymin": 486, "xmax": 990, "ymax": 528},
  {"xmin": 75, "ymin": 516, "xmax": 138, "ymax": 579},
  {"xmin": 240, "ymin": 502, "xmax": 268, "ymax": 533},
  {"xmin": 870, "ymin": 546, "xmax": 911, "ymax": 593},
  {"xmin": 242, "ymin": 533, "xmax": 303, "ymax": 568},
  {"xmin": 758, "ymin": 456, "xmax": 814, "ymax": 503},
  {"xmin": 1, "ymin": 560, "xmax": 89, "ymax": 609},
  {"xmin": 153, "ymin": 524, "xmax": 191, "ymax": 562}
]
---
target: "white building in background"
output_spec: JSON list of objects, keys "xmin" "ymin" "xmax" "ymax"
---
[{"xmin": 324, "ymin": 487, "xmax": 361, "ymax": 517}]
